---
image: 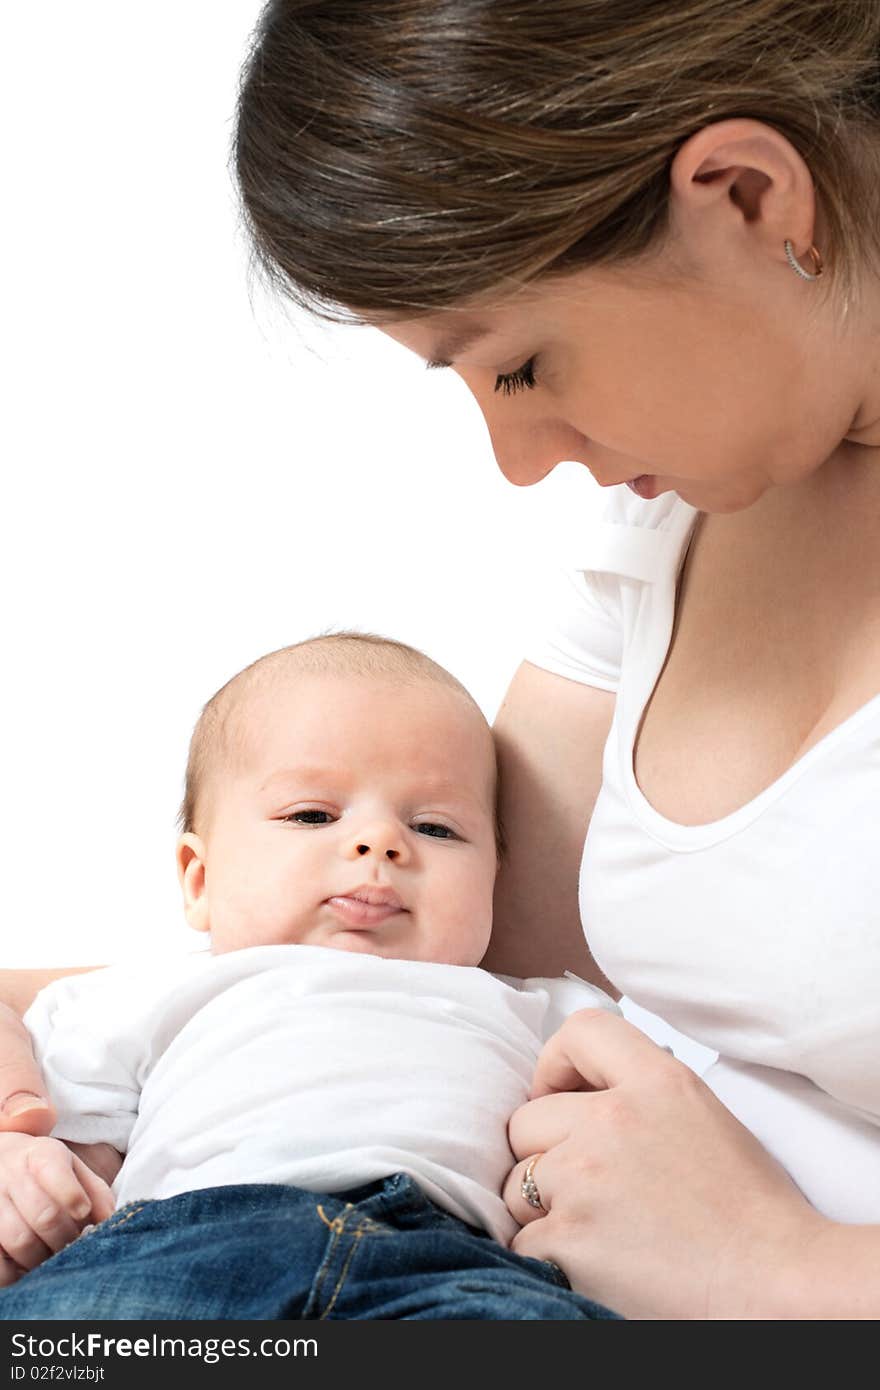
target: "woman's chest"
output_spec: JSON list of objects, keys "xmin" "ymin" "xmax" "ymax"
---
[
  {"xmin": 633, "ymin": 487, "xmax": 880, "ymax": 825},
  {"xmin": 582, "ymin": 717, "xmax": 880, "ymax": 1113}
]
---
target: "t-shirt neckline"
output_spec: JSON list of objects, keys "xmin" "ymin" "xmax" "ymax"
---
[{"xmin": 618, "ymin": 502, "xmax": 880, "ymax": 852}]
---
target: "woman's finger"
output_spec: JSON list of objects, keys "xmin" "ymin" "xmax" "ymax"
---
[
  {"xmin": 509, "ymin": 1208, "xmax": 572, "ymax": 1271},
  {"xmin": 507, "ymin": 1089, "xmax": 592, "ymax": 1162},
  {"xmin": 0, "ymin": 1007, "xmax": 55, "ymax": 1135},
  {"xmin": 502, "ymin": 1148, "xmax": 558, "ymax": 1229},
  {"xmin": 530, "ymin": 1008, "xmax": 675, "ymax": 1099}
]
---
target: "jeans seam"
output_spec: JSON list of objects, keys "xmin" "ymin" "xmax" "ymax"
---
[
  {"xmin": 318, "ymin": 1227, "xmax": 364, "ymax": 1320},
  {"xmin": 70, "ymin": 1201, "xmax": 145, "ymax": 1249},
  {"xmin": 107, "ymin": 1204, "xmax": 146, "ymax": 1231},
  {"xmin": 308, "ymin": 1203, "xmax": 348, "ymax": 1316},
  {"xmin": 311, "ymin": 1204, "xmax": 389, "ymax": 1318}
]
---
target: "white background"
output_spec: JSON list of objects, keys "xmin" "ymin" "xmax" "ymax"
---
[{"xmin": 2, "ymin": 4, "xmax": 711, "ymax": 1069}]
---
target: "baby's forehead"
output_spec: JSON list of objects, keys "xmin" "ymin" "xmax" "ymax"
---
[{"xmin": 229, "ymin": 666, "xmax": 495, "ymax": 778}]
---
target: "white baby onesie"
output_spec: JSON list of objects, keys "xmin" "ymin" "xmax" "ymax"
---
[{"xmin": 24, "ymin": 944, "xmax": 616, "ymax": 1244}]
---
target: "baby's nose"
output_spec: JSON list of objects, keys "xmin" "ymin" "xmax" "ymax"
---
[
  {"xmin": 357, "ymin": 842, "xmax": 399, "ymax": 860},
  {"xmin": 347, "ymin": 822, "xmax": 409, "ymax": 863}
]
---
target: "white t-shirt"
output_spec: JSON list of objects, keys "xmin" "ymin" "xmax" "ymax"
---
[
  {"xmin": 526, "ymin": 486, "xmax": 880, "ymax": 1224},
  {"xmin": 24, "ymin": 944, "xmax": 615, "ymax": 1245}
]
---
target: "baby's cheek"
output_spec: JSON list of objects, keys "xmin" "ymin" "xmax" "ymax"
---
[
  {"xmin": 217, "ymin": 874, "xmax": 302, "ymax": 950},
  {"xmin": 432, "ymin": 900, "xmax": 493, "ymax": 967}
]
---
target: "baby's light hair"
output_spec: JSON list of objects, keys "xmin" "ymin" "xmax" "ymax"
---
[{"xmin": 178, "ymin": 632, "xmax": 504, "ymax": 856}]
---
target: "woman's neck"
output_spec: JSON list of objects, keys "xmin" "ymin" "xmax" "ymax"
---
[{"xmin": 843, "ymin": 261, "xmax": 880, "ymax": 449}]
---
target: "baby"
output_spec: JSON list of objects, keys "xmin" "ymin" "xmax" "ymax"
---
[{"xmin": 0, "ymin": 634, "xmax": 618, "ymax": 1321}]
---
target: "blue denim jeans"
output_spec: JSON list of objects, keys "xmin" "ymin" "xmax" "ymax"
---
[{"xmin": 0, "ymin": 1175, "xmax": 620, "ymax": 1320}]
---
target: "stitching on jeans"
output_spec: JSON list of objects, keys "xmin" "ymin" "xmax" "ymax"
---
[
  {"xmin": 311, "ymin": 1204, "xmax": 388, "ymax": 1317},
  {"xmin": 309, "ymin": 1204, "xmax": 348, "ymax": 1314},
  {"xmin": 319, "ymin": 1227, "xmax": 364, "ymax": 1320},
  {"xmin": 72, "ymin": 1200, "xmax": 145, "ymax": 1244},
  {"xmin": 317, "ymin": 1215, "xmax": 391, "ymax": 1319},
  {"xmin": 316, "ymin": 1204, "xmax": 345, "ymax": 1235},
  {"xmin": 355, "ymin": 1216, "xmax": 384, "ymax": 1234},
  {"xmin": 107, "ymin": 1205, "xmax": 145, "ymax": 1231}
]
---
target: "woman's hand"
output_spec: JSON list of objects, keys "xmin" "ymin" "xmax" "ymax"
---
[
  {"xmin": 0, "ymin": 1005, "xmax": 55, "ymax": 1136},
  {"xmin": 504, "ymin": 1009, "xmax": 826, "ymax": 1320}
]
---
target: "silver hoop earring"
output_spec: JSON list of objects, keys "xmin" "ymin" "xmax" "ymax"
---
[{"xmin": 784, "ymin": 240, "xmax": 824, "ymax": 281}]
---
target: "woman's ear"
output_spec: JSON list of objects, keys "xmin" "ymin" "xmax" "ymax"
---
[
  {"xmin": 667, "ymin": 117, "xmax": 818, "ymax": 273},
  {"xmin": 176, "ymin": 832, "xmax": 211, "ymax": 934}
]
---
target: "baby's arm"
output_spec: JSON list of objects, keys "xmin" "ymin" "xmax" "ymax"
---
[{"xmin": 0, "ymin": 1133, "xmax": 116, "ymax": 1287}]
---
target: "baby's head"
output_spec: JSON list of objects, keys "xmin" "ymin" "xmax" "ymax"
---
[{"xmin": 176, "ymin": 634, "xmax": 499, "ymax": 966}]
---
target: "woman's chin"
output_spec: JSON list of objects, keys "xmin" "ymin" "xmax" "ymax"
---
[{"xmin": 671, "ymin": 478, "xmax": 768, "ymax": 514}]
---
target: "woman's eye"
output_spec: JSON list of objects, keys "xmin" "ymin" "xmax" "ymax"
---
[
  {"xmin": 415, "ymin": 823, "xmax": 458, "ymax": 839},
  {"xmin": 494, "ymin": 357, "xmax": 537, "ymax": 396},
  {"xmin": 283, "ymin": 810, "xmax": 335, "ymax": 826}
]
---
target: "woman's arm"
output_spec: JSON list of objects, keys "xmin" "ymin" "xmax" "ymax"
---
[
  {"xmin": 0, "ymin": 968, "xmax": 99, "ymax": 1021},
  {"xmin": 482, "ymin": 660, "xmax": 619, "ymax": 992},
  {"xmin": 785, "ymin": 1223, "xmax": 880, "ymax": 1320},
  {"xmin": 0, "ymin": 968, "xmax": 103, "ymax": 1133}
]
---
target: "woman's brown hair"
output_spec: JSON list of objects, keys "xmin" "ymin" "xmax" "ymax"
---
[{"xmin": 234, "ymin": 1, "xmax": 880, "ymax": 317}]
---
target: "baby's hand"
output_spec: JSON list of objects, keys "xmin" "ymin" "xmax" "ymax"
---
[{"xmin": 0, "ymin": 1133, "xmax": 115, "ymax": 1286}]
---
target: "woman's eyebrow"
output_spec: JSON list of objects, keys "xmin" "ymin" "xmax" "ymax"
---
[{"xmin": 425, "ymin": 323, "xmax": 491, "ymax": 369}]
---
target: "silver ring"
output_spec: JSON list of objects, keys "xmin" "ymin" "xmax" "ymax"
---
[{"xmin": 520, "ymin": 1153, "xmax": 546, "ymax": 1213}]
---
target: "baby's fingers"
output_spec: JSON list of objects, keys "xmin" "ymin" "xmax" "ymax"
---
[
  {"xmin": 0, "ymin": 1250, "xmax": 25, "ymax": 1288},
  {"xmin": 8, "ymin": 1171, "xmax": 83, "ymax": 1256},
  {"xmin": 0, "ymin": 1193, "xmax": 52, "ymax": 1273},
  {"xmin": 70, "ymin": 1156, "xmax": 115, "ymax": 1224},
  {"xmin": 25, "ymin": 1142, "xmax": 93, "ymax": 1223},
  {"xmin": 9, "ymin": 1142, "xmax": 95, "ymax": 1256}
]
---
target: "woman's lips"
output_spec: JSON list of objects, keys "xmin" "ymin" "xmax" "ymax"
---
[
  {"xmin": 625, "ymin": 475, "xmax": 659, "ymax": 499},
  {"xmin": 325, "ymin": 895, "xmax": 407, "ymax": 927}
]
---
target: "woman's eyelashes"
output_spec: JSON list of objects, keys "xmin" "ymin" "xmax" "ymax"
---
[{"xmin": 494, "ymin": 356, "xmax": 537, "ymax": 396}]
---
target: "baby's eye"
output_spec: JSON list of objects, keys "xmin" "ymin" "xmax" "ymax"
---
[
  {"xmin": 414, "ymin": 822, "xmax": 458, "ymax": 839},
  {"xmin": 283, "ymin": 810, "xmax": 336, "ymax": 826}
]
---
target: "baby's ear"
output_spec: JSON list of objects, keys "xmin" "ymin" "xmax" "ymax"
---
[{"xmin": 176, "ymin": 833, "xmax": 210, "ymax": 934}]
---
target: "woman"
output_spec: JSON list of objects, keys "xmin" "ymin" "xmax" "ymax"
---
[{"xmin": 2, "ymin": 0, "xmax": 879, "ymax": 1318}]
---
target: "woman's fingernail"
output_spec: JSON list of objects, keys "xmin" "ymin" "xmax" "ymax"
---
[{"xmin": 2, "ymin": 1093, "xmax": 50, "ymax": 1118}]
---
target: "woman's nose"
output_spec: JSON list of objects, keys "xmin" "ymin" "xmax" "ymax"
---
[
  {"xmin": 344, "ymin": 822, "xmax": 411, "ymax": 864},
  {"xmin": 485, "ymin": 417, "xmax": 592, "ymax": 488}
]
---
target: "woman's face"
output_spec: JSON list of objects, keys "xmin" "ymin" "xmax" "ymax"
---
[{"xmin": 380, "ymin": 254, "xmax": 865, "ymax": 514}]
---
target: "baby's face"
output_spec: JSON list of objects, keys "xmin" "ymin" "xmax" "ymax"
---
[{"xmin": 177, "ymin": 672, "xmax": 497, "ymax": 966}]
